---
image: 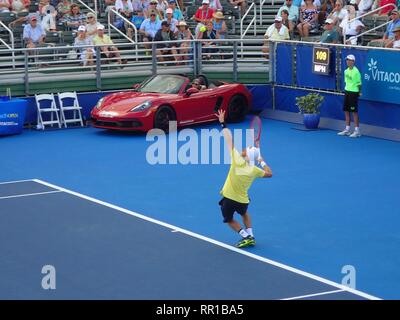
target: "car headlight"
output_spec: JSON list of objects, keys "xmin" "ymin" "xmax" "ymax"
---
[
  {"xmin": 95, "ymin": 98, "xmax": 104, "ymax": 109},
  {"xmin": 131, "ymin": 101, "xmax": 152, "ymax": 112}
]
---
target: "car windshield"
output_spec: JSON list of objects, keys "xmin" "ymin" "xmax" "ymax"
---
[{"xmin": 138, "ymin": 75, "xmax": 186, "ymax": 94}]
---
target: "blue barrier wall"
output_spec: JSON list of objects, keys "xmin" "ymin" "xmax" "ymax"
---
[{"xmin": 272, "ymin": 86, "xmax": 400, "ymax": 129}]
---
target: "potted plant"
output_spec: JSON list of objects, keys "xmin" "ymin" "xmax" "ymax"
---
[{"xmin": 295, "ymin": 92, "xmax": 324, "ymax": 129}]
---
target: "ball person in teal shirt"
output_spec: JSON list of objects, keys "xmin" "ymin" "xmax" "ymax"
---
[{"xmin": 338, "ymin": 54, "xmax": 362, "ymax": 138}]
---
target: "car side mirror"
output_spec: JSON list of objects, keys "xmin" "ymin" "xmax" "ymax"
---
[
  {"xmin": 185, "ymin": 87, "xmax": 199, "ymax": 96},
  {"xmin": 132, "ymin": 83, "xmax": 140, "ymax": 90}
]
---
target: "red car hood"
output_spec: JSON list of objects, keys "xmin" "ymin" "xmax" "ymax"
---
[{"xmin": 100, "ymin": 92, "xmax": 166, "ymax": 112}]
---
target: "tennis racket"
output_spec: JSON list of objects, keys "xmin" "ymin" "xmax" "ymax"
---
[{"xmin": 249, "ymin": 115, "xmax": 262, "ymax": 148}]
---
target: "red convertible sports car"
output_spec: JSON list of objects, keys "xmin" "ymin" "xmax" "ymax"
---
[{"xmin": 90, "ymin": 74, "xmax": 252, "ymax": 132}]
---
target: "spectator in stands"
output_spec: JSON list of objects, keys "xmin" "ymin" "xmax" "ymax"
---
[
  {"xmin": 337, "ymin": 54, "xmax": 362, "ymax": 138},
  {"xmin": 168, "ymin": 0, "xmax": 183, "ymax": 21},
  {"xmin": 300, "ymin": 0, "xmax": 321, "ymax": 9},
  {"xmin": 320, "ymin": 17, "xmax": 339, "ymax": 42},
  {"xmin": 198, "ymin": 20, "xmax": 219, "ymax": 59},
  {"xmin": 0, "ymin": 0, "xmax": 11, "ymax": 13},
  {"xmin": 297, "ymin": 0, "xmax": 319, "ymax": 38},
  {"xmin": 93, "ymin": 24, "xmax": 126, "ymax": 64},
  {"xmin": 212, "ymin": 10, "xmax": 227, "ymax": 39},
  {"xmin": 377, "ymin": 0, "xmax": 396, "ymax": 16},
  {"xmin": 369, "ymin": 9, "xmax": 400, "ymax": 46},
  {"xmin": 85, "ymin": 12, "xmax": 101, "ymax": 41},
  {"xmin": 163, "ymin": 7, "xmax": 178, "ymax": 33},
  {"xmin": 23, "ymin": 15, "xmax": 46, "ymax": 48},
  {"xmin": 63, "ymin": 4, "xmax": 86, "ymax": 31},
  {"xmin": 10, "ymin": 0, "xmax": 29, "ymax": 13},
  {"xmin": 116, "ymin": 0, "xmax": 134, "ymax": 21},
  {"xmin": 74, "ymin": 25, "xmax": 95, "ymax": 66},
  {"xmin": 340, "ymin": 5, "xmax": 364, "ymax": 44},
  {"xmin": 130, "ymin": 7, "xmax": 145, "ymax": 29},
  {"xmin": 262, "ymin": 16, "xmax": 290, "ymax": 58},
  {"xmin": 209, "ymin": 0, "xmax": 223, "ymax": 11},
  {"xmin": 278, "ymin": 0, "xmax": 300, "ymax": 32},
  {"xmin": 194, "ymin": 0, "xmax": 215, "ymax": 36},
  {"xmin": 327, "ymin": 0, "xmax": 347, "ymax": 26},
  {"xmin": 318, "ymin": 0, "xmax": 334, "ymax": 25},
  {"xmin": 355, "ymin": 0, "xmax": 373, "ymax": 15},
  {"xmin": 176, "ymin": 20, "xmax": 192, "ymax": 63},
  {"xmin": 56, "ymin": 0, "xmax": 71, "ymax": 19},
  {"xmin": 41, "ymin": 3, "xmax": 57, "ymax": 31},
  {"xmin": 280, "ymin": 9, "xmax": 291, "ymax": 31},
  {"xmin": 385, "ymin": 25, "xmax": 400, "ymax": 47},
  {"xmin": 137, "ymin": 0, "xmax": 150, "ymax": 12},
  {"xmin": 140, "ymin": 9, "xmax": 162, "ymax": 49},
  {"xmin": 154, "ymin": 20, "xmax": 178, "ymax": 62},
  {"xmin": 145, "ymin": 0, "xmax": 162, "ymax": 19},
  {"xmin": 229, "ymin": 0, "xmax": 246, "ymax": 15},
  {"xmin": 156, "ymin": 0, "xmax": 169, "ymax": 18}
]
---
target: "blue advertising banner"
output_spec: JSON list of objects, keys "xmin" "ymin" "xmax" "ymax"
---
[
  {"xmin": 296, "ymin": 45, "xmax": 337, "ymax": 90},
  {"xmin": 361, "ymin": 50, "xmax": 400, "ymax": 105},
  {"xmin": 0, "ymin": 98, "xmax": 27, "ymax": 135}
]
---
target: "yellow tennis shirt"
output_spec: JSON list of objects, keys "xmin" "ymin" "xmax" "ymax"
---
[{"xmin": 220, "ymin": 149, "xmax": 265, "ymax": 204}]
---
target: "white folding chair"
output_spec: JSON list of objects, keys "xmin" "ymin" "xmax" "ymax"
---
[
  {"xmin": 35, "ymin": 93, "xmax": 61, "ymax": 130},
  {"xmin": 57, "ymin": 92, "xmax": 84, "ymax": 128}
]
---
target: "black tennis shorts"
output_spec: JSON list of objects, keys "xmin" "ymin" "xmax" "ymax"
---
[
  {"xmin": 343, "ymin": 91, "xmax": 360, "ymax": 113},
  {"xmin": 219, "ymin": 197, "xmax": 248, "ymax": 223}
]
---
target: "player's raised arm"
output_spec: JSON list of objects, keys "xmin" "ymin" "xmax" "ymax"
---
[
  {"xmin": 258, "ymin": 156, "xmax": 272, "ymax": 178},
  {"xmin": 216, "ymin": 110, "xmax": 233, "ymax": 151}
]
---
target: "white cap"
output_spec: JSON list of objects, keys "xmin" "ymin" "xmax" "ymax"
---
[
  {"xmin": 246, "ymin": 146, "xmax": 260, "ymax": 166},
  {"xmin": 166, "ymin": 8, "xmax": 173, "ymax": 14},
  {"xmin": 78, "ymin": 25, "xmax": 86, "ymax": 32},
  {"xmin": 274, "ymin": 16, "xmax": 282, "ymax": 22},
  {"xmin": 97, "ymin": 24, "xmax": 105, "ymax": 30},
  {"xmin": 202, "ymin": 0, "xmax": 210, "ymax": 4},
  {"xmin": 346, "ymin": 54, "xmax": 356, "ymax": 61},
  {"xmin": 325, "ymin": 18, "xmax": 334, "ymax": 24}
]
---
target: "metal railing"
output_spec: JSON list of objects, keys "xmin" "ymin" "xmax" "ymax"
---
[
  {"xmin": 108, "ymin": 9, "xmax": 138, "ymax": 59},
  {"xmin": 74, "ymin": 0, "xmax": 97, "ymax": 15},
  {"xmin": 240, "ymin": 2, "xmax": 257, "ymax": 39},
  {"xmin": 343, "ymin": 3, "xmax": 398, "ymax": 44},
  {"xmin": 0, "ymin": 20, "xmax": 15, "ymax": 69},
  {"xmin": 259, "ymin": 0, "xmax": 268, "ymax": 26},
  {"xmin": 0, "ymin": 38, "xmax": 268, "ymax": 94}
]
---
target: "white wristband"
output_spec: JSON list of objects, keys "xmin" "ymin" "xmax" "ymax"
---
[{"xmin": 260, "ymin": 161, "xmax": 266, "ymax": 168}]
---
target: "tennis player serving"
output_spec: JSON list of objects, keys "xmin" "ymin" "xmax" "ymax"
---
[{"xmin": 216, "ymin": 110, "xmax": 272, "ymax": 248}]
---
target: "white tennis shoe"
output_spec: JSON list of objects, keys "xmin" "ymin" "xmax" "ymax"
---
[
  {"xmin": 349, "ymin": 131, "xmax": 362, "ymax": 138},
  {"xmin": 337, "ymin": 129, "xmax": 351, "ymax": 136}
]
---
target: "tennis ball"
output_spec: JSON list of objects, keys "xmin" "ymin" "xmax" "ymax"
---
[{"xmin": 200, "ymin": 26, "xmax": 207, "ymax": 32}]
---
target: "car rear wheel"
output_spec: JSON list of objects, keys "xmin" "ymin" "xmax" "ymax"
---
[
  {"xmin": 226, "ymin": 95, "xmax": 247, "ymax": 123},
  {"xmin": 154, "ymin": 106, "xmax": 176, "ymax": 132}
]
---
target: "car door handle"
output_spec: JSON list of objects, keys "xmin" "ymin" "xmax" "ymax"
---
[{"xmin": 209, "ymin": 95, "xmax": 217, "ymax": 98}]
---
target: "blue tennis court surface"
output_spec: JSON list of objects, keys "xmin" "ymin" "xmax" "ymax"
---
[
  {"xmin": 1, "ymin": 118, "xmax": 399, "ymax": 299},
  {"xmin": 0, "ymin": 179, "xmax": 375, "ymax": 300}
]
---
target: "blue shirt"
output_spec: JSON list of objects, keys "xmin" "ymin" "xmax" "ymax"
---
[
  {"xmin": 131, "ymin": 15, "xmax": 145, "ymax": 29},
  {"xmin": 140, "ymin": 18, "xmax": 162, "ymax": 38},
  {"xmin": 386, "ymin": 19, "xmax": 400, "ymax": 39},
  {"xmin": 173, "ymin": 8, "xmax": 183, "ymax": 21},
  {"xmin": 23, "ymin": 24, "xmax": 46, "ymax": 43}
]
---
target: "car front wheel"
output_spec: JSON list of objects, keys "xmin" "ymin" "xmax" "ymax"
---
[{"xmin": 154, "ymin": 106, "xmax": 176, "ymax": 132}]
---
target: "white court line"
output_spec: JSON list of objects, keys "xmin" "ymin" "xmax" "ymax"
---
[
  {"xmin": 32, "ymin": 178, "xmax": 381, "ymax": 300},
  {"xmin": 0, "ymin": 190, "xmax": 62, "ymax": 200},
  {"xmin": 0, "ymin": 179, "xmax": 35, "ymax": 185},
  {"xmin": 281, "ymin": 289, "xmax": 346, "ymax": 300}
]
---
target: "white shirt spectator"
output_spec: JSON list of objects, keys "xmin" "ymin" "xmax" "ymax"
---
[
  {"xmin": 340, "ymin": 16, "xmax": 364, "ymax": 44},
  {"xmin": 357, "ymin": 0, "xmax": 373, "ymax": 15},
  {"xmin": 393, "ymin": 39, "xmax": 400, "ymax": 48},
  {"xmin": 116, "ymin": 0, "xmax": 134, "ymax": 13}
]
